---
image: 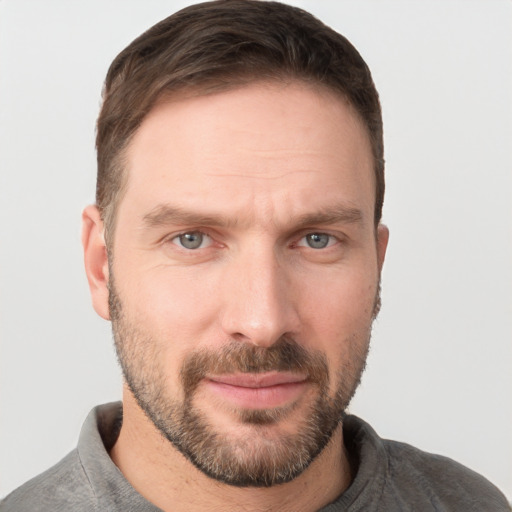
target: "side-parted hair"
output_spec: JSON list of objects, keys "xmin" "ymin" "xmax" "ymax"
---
[{"xmin": 96, "ymin": 0, "xmax": 384, "ymax": 241}]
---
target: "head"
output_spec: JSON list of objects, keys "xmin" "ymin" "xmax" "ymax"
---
[
  {"xmin": 95, "ymin": 0, "xmax": 384, "ymax": 243},
  {"xmin": 83, "ymin": 0, "xmax": 388, "ymax": 489}
]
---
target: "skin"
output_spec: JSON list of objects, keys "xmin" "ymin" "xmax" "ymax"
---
[{"xmin": 82, "ymin": 81, "xmax": 389, "ymax": 512}]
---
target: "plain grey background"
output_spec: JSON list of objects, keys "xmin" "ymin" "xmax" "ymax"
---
[{"xmin": 1, "ymin": 0, "xmax": 511, "ymax": 500}]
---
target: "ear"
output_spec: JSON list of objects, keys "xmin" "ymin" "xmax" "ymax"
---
[
  {"xmin": 82, "ymin": 205, "xmax": 110, "ymax": 320},
  {"xmin": 376, "ymin": 223, "xmax": 389, "ymax": 272}
]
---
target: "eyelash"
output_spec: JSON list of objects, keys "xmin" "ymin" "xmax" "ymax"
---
[
  {"xmin": 295, "ymin": 233, "xmax": 339, "ymax": 250},
  {"xmin": 168, "ymin": 230, "xmax": 340, "ymax": 251},
  {"xmin": 170, "ymin": 231, "xmax": 213, "ymax": 250}
]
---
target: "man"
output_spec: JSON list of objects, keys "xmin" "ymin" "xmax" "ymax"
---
[{"xmin": 1, "ymin": 1, "xmax": 509, "ymax": 510}]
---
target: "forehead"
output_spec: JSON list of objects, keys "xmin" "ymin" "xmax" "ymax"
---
[{"xmin": 120, "ymin": 81, "xmax": 375, "ymax": 229}]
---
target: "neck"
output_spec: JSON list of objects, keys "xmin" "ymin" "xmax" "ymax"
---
[{"xmin": 110, "ymin": 388, "xmax": 352, "ymax": 512}]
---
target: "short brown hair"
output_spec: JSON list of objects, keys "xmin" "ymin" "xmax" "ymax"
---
[{"xmin": 96, "ymin": 0, "xmax": 384, "ymax": 240}]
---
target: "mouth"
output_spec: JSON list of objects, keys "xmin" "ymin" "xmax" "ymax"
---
[{"xmin": 203, "ymin": 372, "xmax": 309, "ymax": 409}]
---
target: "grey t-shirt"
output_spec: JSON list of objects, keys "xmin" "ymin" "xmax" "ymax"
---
[{"xmin": 1, "ymin": 402, "xmax": 509, "ymax": 511}]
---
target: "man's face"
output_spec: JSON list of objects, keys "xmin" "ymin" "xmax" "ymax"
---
[{"xmin": 107, "ymin": 82, "xmax": 387, "ymax": 486}]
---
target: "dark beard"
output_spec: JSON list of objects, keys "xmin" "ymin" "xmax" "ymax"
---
[{"xmin": 109, "ymin": 276, "xmax": 371, "ymax": 487}]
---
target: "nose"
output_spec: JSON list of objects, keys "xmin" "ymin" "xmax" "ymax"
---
[{"xmin": 219, "ymin": 244, "xmax": 300, "ymax": 347}]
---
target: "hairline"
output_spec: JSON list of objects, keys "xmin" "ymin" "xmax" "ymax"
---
[{"xmin": 101, "ymin": 76, "xmax": 378, "ymax": 246}]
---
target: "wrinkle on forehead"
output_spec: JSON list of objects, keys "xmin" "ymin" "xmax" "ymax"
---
[{"xmin": 204, "ymin": 169, "xmax": 317, "ymax": 180}]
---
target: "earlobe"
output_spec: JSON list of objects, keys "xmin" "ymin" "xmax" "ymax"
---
[
  {"xmin": 376, "ymin": 224, "xmax": 389, "ymax": 272},
  {"xmin": 82, "ymin": 205, "xmax": 110, "ymax": 320}
]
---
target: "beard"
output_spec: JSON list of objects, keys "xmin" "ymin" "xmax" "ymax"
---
[{"xmin": 109, "ymin": 275, "xmax": 375, "ymax": 488}]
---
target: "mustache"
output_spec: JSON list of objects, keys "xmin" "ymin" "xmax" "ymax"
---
[{"xmin": 180, "ymin": 337, "xmax": 329, "ymax": 395}]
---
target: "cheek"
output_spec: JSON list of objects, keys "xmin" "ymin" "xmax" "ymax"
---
[
  {"xmin": 119, "ymin": 266, "xmax": 221, "ymax": 344},
  {"xmin": 299, "ymin": 275, "xmax": 376, "ymax": 397},
  {"xmin": 298, "ymin": 266, "xmax": 378, "ymax": 351}
]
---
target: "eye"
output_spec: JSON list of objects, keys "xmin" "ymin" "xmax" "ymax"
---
[
  {"xmin": 297, "ymin": 233, "xmax": 336, "ymax": 249},
  {"xmin": 172, "ymin": 231, "xmax": 211, "ymax": 250}
]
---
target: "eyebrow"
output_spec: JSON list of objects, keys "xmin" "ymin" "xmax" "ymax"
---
[
  {"xmin": 143, "ymin": 205, "xmax": 239, "ymax": 229},
  {"xmin": 142, "ymin": 203, "xmax": 364, "ymax": 230},
  {"xmin": 295, "ymin": 206, "xmax": 363, "ymax": 227}
]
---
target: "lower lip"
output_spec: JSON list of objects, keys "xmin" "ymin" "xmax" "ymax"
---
[{"xmin": 203, "ymin": 379, "xmax": 309, "ymax": 409}]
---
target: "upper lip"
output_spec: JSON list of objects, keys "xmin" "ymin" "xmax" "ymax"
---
[{"xmin": 206, "ymin": 372, "xmax": 308, "ymax": 388}]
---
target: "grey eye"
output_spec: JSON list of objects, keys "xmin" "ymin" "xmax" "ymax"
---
[
  {"xmin": 305, "ymin": 233, "xmax": 330, "ymax": 249},
  {"xmin": 176, "ymin": 232, "xmax": 206, "ymax": 249}
]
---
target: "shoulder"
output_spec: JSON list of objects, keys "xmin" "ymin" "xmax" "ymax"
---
[
  {"xmin": 0, "ymin": 449, "xmax": 96, "ymax": 512},
  {"xmin": 383, "ymin": 439, "xmax": 509, "ymax": 510},
  {"xmin": 341, "ymin": 415, "xmax": 510, "ymax": 511}
]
